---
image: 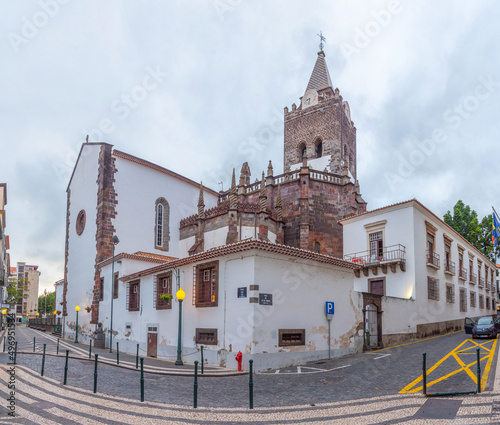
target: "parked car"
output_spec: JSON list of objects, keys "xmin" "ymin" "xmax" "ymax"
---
[{"xmin": 464, "ymin": 316, "xmax": 500, "ymax": 339}]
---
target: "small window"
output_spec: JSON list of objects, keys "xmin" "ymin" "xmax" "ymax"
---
[
  {"xmin": 427, "ymin": 277, "xmax": 439, "ymax": 301},
  {"xmin": 76, "ymin": 210, "xmax": 86, "ymax": 235},
  {"xmin": 194, "ymin": 261, "xmax": 218, "ymax": 307},
  {"xmin": 370, "ymin": 279, "xmax": 385, "ymax": 296},
  {"xmin": 128, "ymin": 281, "xmax": 140, "ymax": 311},
  {"xmin": 315, "ymin": 140, "xmax": 322, "ymax": 158},
  {"xmin": 156, "ymin": 273, "xmax": 172, "ymax": 310},
  {"xmin": 195, "ymin": 328, "xmax": 218, "ymax": 345},
  {"xmin": 314, "ymin": 242, "xmax": 321, "ymax": 253},
  {"xmin": 113, "ymin": 272, "xmax": 119, "ymax": 299},
  {"xmin": 470, "ymin": 291, "xmax": 476, "ymax": 308},
  {"xmin": 459, "ymin": 288, "xmax": 467, "ymax": 312},
  {"xmin": 154, "ymin": 198, "xmax": 170, "ymax": 251},
  {"xmin": 279, "ymin": 329, "xmax": 305, "ymax": 347},
  {"xmin": 486, "ymin": 297, "xmax": 491, "ymax": 310},
  {"xmin": 446, "ymin": 283, "xmax": 455, "ymax": 303},
  {"xmin": 479, "ymin": 294, "xmax": 484, "ymax": 309},
  {"xmin": 99, "ymin": 278, "xmax": 104, "ymax": 301}
]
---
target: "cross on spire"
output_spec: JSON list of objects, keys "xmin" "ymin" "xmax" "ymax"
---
[{"xmin": 317, "ymin": 31, "xmax": 326, "ymax": 52}]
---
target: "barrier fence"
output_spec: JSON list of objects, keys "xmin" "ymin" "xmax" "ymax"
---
[{"xmin": 3, "ymin": 335, "xmax": 254, "ymax": 408}]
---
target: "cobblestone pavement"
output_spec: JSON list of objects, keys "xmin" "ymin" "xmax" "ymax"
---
[{"xmin": 1, "ymin": 326, "xmax": 500, "ymax": 423}]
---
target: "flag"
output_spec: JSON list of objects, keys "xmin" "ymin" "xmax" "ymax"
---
[{"xmin": 493, "ymin": 207, "xmax": 500, "ymax": 247}]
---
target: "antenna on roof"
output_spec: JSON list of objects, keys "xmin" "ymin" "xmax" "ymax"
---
[
  {"xmin": 317, "ymin": 31, "xmax": 326, "ymax": 52},
  {"xmin": 86, "ymin": 134, "xmax": 89, "ymax": 143}
]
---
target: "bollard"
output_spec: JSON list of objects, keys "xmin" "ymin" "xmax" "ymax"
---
[
  {"xmin": 136, "ymin": 343, "xmax": 139, "ymax": 369},
  {"xmin": 477, "ymin": 348, "xmax": 481, "ymax": 394},
  {"xmin": 201, "ymin": 345, "xmax": 204, "ymax": 375},
  {"xmin": 140, "ymin": 357, "xmax": 144, "ymax": 402},
  {"xmin": 63, "ymin": 350, "xmax": 69, "ymax": 385},
  {"xmin": 93, "ymin": 354, "xmax": 98, "ymax": 394},
  {"xmin": 57, "ymin": 338, "xmax": 60, "ymax": 355},
  {"xmin": 422, "ymin": 353, "xmax": 427, "ymax": 395},
  {"xmin": 89, "ymin": 339, "xmax": 92, "ymax": 359},
  {"xmin": 194, "ymin": 360, "xmax": 198, "ymax": 408},
  {"xmin": 41, "ymin": 344, "xmax": 46, "ymax": 376},
  {"xmin": 249, "ymin": 359, "xmax": 254, "ymax": 409},
  {"xmin": 366, "ymin": 329, "xmax": 370, "ymax": 347},
  {"xmin": 3, "ymin": 336, "xmax": 5, "ymax": 353},
  {"xmin": 33, "ymin": 337, "xmax": 36, "ymax": 353},
  {"xmin": 13, "ymin": 341, "xmax": 17, "ymax": 365},
  {"xmin": 117, "ymin": 342, "xmax": 119, "ymax": 365}
]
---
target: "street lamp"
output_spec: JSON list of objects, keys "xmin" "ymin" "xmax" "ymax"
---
[
  {"xmin": 75, "ymin": 305, "xmax": 80, "ymax": 343},
  {"xmin": 175, "ymin": 287, "xmax": 185, "ymax": 366},
  {"xmin": 109, "ymin": 234, "xmax": 120, "ymax": 353}
]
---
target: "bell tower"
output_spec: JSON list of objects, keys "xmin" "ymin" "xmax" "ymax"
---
[{"xmin": 284, "ymin": 50, "xmax": 357, "ymax": 180}]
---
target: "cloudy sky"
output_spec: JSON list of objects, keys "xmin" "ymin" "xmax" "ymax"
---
[{"xmin": 2, "ymin": 1, "xmax": 500, "ymax": 293}]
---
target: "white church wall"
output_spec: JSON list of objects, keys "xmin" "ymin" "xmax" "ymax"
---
[
  {"xmin": 112, "ymin": 156, "xmax": 218, "ymax": 259},
  {"xmin": 65, "ymin": 144, "xmax": 102, "ymax": 340}
]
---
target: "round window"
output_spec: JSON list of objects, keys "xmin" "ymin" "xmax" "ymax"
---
[{"xmin": 76, "ymin": 210, "xmax": 86, "ymax": 235}]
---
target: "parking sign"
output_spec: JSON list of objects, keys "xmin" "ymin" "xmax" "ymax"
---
[{"xmin": 325, "ymin": 301, "xmax": 334, "ymax": 315}]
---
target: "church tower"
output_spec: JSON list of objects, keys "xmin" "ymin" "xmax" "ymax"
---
[{"xmin": 284, "ymin": 50, "xmax": 357, "ymax": 180}]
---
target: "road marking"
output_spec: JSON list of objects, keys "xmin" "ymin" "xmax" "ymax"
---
[
  {"xmin": 399, "ymin": 338, "xmax": 497, "ymax": 393},
  {"xmin": 271, "ymin": 364, "xmax": 351, "ymax": 375},
  {"xmin": 372, "ymin": 330, "xmax": 462, "ymax": 353},
  {"xmin": 373, "ymin": 353, "xmax": 391, "ymax": 360}
]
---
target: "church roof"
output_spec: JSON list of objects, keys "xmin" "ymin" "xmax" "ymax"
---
[
  {"xmin": 97, "ymin": 251, "xmax": 176, "ymax": 269},
  {"xmin": 120, "ymin": 239, "xmax": 361, "ymax": 282},
  {"xmin": 305, "ymin": 51, "xmax": 333, "ymax": 92}
]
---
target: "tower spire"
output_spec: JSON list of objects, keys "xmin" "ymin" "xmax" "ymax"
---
[{"xmin": 305, "ymin": 50, "xmax": 333, "ymax": 92}]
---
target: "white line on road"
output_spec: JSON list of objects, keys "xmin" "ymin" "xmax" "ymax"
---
[{"xmin": 373, "ymin": 353, "xmax": 391, "ymax": 360}]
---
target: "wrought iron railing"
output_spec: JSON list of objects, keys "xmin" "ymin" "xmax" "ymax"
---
[
  {"xmin": 479, "ymin": 277, "xmax": 485, "ymax": 287},
  {"xmin": 444, "ymin": 260, "xmax": 455, "ymax": 274},
  {"xmin": 344, "ymin": 244, "xmax": 406, "ymax": 265},
  {"xmin": 459, "ymin": 267, "xmax": 467, "ymax": 280},
  {"xmin": 470, "ymin": 272, "xmax": 477, "ymax": 284},
  {"xmin": 426, "ymin": 250, "xmax": 440, "ymax": 268}
]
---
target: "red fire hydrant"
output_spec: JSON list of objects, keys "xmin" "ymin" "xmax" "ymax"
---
[{"xmin": 235, "ymin": 351, "xmax": 243, "ymax": 371}]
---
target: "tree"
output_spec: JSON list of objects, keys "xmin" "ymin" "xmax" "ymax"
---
[
  {"xmin": 444, "ymin": 201, "xmax": 500, "ymax": 262},
  {"xmin": 38, "ymin": 290, "xmax": 55, "ymax": 316},
  {"xmin": 6, "ymin": 277, "xmax": 29, "ymax": 306}
]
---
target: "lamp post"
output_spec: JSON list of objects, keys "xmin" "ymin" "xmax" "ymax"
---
[
  {"xmin": 109, "ymin": 235, "xmax": 120, "ymax": 353},
  {"xmin": 175, "ymin": 287, "xmax": 185, "ymax": 366},
  {"xmin": 75, "ymin": 305, "xmax": 80, "ymax": 343}
]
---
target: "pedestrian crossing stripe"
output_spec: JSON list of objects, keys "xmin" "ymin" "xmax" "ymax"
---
[{"xmin": 399, "ymin": 338, "xmax": 497, "ymax": 393}]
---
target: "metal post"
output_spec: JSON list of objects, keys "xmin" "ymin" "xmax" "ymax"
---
[
  {"xmin": 33, "ymin": 337, "xmax": 36, "ymax": 353},
  {"xmin": 93, "ymin": 354, "xmax": 98, "ymax": 394},
  {"xmin": 194, "ymin": 360, "xmax": 198, "ymax": 408},
  {"xmin": 175, "ymin": 298, "xmax": 183, "ymax": 365},
  {"xmin": 201, "ymin": 345, "xmax": 204, "ymax": 374},
  {"xmin": 13, "ymin": 341, "xmax": 17, "ymax": 365},
  {"xmin": 136, "ymin": 343, "xmax": 139, "ymax": 369},
  {"xmin": 74, "ymin": 310, "xmax": 79, "ymax": 343},
  {"xmin": 422, "ymin": 353, "xmax": 427, "ymax": 395},
  {"xmin": 117, "ymin": 342, "xmax": 119, "ymax": 365},
  {"xmin": 328, "ymin": 320, "xmax": 331, "ymax": 359},
  {"xmin": 63, "ymin": 350, "xmax": 69, "ymax": 385},
  {"xmin": 140, "ymin": 357, "xmax": 144, "ymax": 402},
  {"xmin": 249, "ymin": 359, "xmax": 254, "ymax": 409},
  {"xmin": 89, "ymin": 339, "xmax": 92, "ymax": 359},
  {"xmin": 110, "ymin": 237, "xmax": 119, "ymax": 352},
  {"xmin": 41, "ymin": 344, "xmax": 46, "ymax": 376},
  {"xmin": 477, "ymin": 348, "xmax": 481, "ymax": 394},
  {"xmin": 3, "ymin": 336, "xmax": 5, "ymax": 352},
  {"xmin": 57, "ymin": 338, "xmax": 60, "ymax": 355}
]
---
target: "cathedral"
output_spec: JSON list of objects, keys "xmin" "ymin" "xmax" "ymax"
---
[{"xmin": 60, "ymin": 48, "xmax": 493, "ymax": 371}]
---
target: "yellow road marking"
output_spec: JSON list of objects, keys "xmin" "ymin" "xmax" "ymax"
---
[
  {"xmin": 371, "ymin": 330, "xmax": 462, "ymax": 353},
  {"xmin": 399, "ymin": 338, "xmax": 497, "ymax": 394}
]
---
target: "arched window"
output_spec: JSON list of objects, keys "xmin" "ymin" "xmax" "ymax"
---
[
  {"xmin": 314, "ymin": 242, "xmax": 321, "ymax": 253},
  {"xmin": 315, "ymin": 140, "xmax": 323, "ymax": 158},
  {"xmin": 155, "ymin": 198, "xmax": 170, "ymax": 251},
  {"xmin": 298, "ymin": 143, "xmax": 307, "ymax": 162}
]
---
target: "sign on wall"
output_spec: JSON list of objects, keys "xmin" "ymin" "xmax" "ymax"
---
[
  {"xmin": 259, "ymin": 293, "xmax": 273, "ymax": 305},
  {"xmin": 237, "ymin": 287, "xmax": 247, "ymax": 298},
  {"xmin": 325, "ymin": 301, "xmax": 334, "ymax": 315}
]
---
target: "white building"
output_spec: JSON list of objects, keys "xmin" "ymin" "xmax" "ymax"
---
[
  {"xmin": 341, "ymin": 199, "xmax": 497, "ymax": 348},
  {"xmin": 94, "ymin": 239, "xmax": 362, "ymax": 371}
]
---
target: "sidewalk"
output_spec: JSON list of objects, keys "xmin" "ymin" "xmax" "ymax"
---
[{"xmin": 2, "ymin": 326, "xmax": 247, "ymax": 377}]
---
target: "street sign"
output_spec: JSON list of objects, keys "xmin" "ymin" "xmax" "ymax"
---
[
  {"xmin": 325, "ymin": 301, "xmax": 334, "ymax": 315},
  {"xmin": 237, "ymin": 287, "xmax": 247, "ymax": 298},
  {"xmin": 259, "ymin": 293, "xmax": 273, "ymax": 305}
]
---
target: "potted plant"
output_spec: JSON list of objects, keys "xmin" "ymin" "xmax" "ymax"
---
[
  {"xmin": 159, "ymin": 293, "xmax": 173, "ymax": 301},
  {"xmin": 60, "ymin": 302, "xmax": 64, "ymax": 306},
  {"xmin": 55, "ymin": 310, "xmax": 61, "ymax": 315},
  {"xmin": 85, "ymin": 306, "xmax": 92, "ymax": 313}
]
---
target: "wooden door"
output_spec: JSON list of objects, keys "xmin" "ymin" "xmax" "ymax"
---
[{"xmin": 147, "ymin": 333, "xmax": 157, "ymax": 357}]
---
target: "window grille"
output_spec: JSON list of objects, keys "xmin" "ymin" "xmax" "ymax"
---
[
  {"xmin": 195, "ymin": 328, "xmax": 218, "ymax": 345},
  {"xmin": 470, "ymin": 291, "xmax": 476, "ymax": 308},
  {"xmin": 446, "ymin": 284, "xmax": 455, "ymax": 303},
  {"xmin": 459, "ymin": 288, "xmax": 467, "ymax": 312},
  {"xmin": 127, "ymin": 281, "xmax": 140, "ymax": 311},
  {"xmin": 479, "ymin": 294, "xmax": 484, "ymax": 309},
  {"xmin": 154, "ymin": 273, "xmax": 172, "ymax": 310},
  {"xmin": 193, "ymin": 261, "xmax": 219, "ymax": 307},
  {"xmin": 427, "ymin": 277, "xmax": 439, "ymax": 301},
  {"xmin": 279, "ymin": 329, "xmax": 306, "ymax": 347}
]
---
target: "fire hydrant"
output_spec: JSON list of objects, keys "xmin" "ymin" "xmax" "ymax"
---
[{"xmin": 235, "ymin": 351, "xmax": 243, "ymax": 372}]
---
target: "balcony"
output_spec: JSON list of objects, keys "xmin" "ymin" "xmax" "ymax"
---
[
  {"xmin": 426, "ymin": 250, "xmax": 440, "ymax": 269},
  {"xmin": 344, "ymin": 244, "xmax": 406, "ymax": 277},
  {"xmin": 458, "ymin": 267, "xmax": 467, "ymax": 281},
  {"xmin": 486, "ymin": 281, "xmax": 490, "ymax": 292},
  {"xmin": 444, "ymin": 260, "xmax": 456, "ymax": 275},
  {"xmin": 469, "ymin": 272, "xmax": 477, "ymax": 285},
  {"xmin": 479, "ymin": 277, "xmax": 485, "ymax": 288}
]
